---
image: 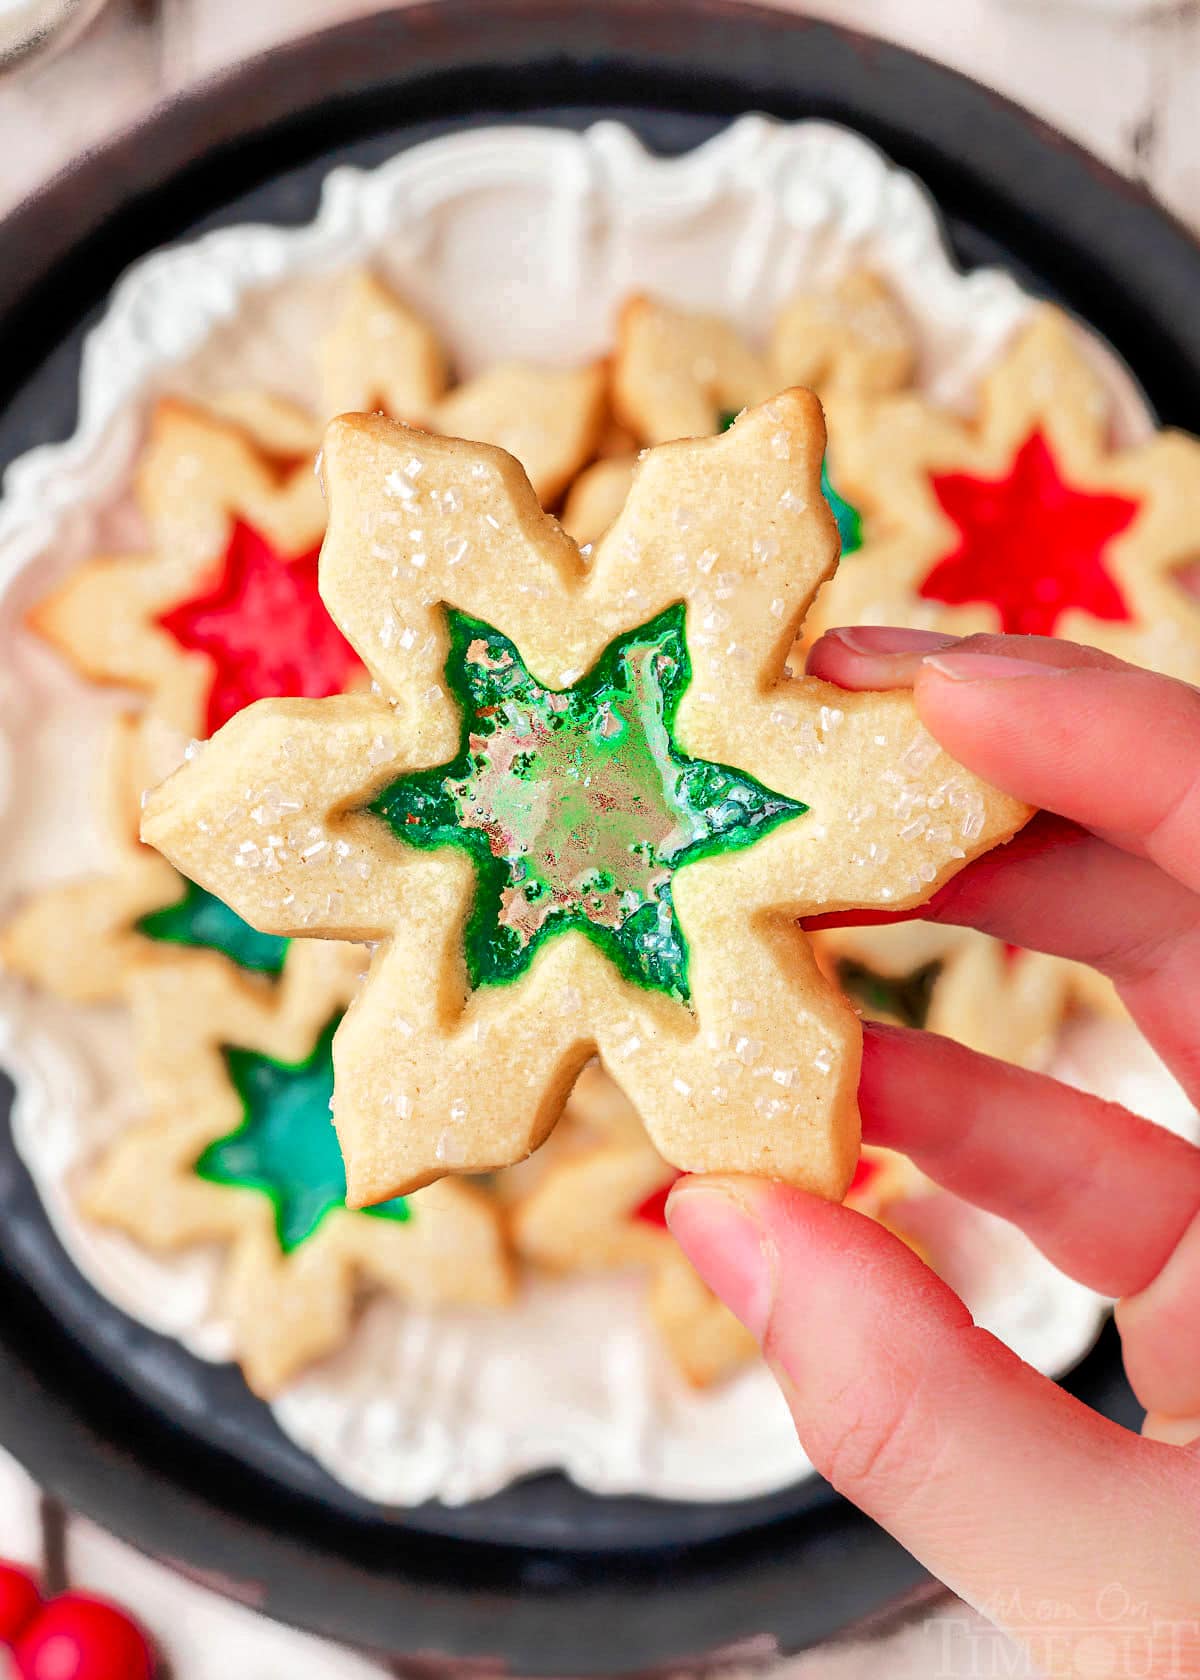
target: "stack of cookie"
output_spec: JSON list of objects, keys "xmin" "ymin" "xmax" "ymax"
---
[
  {"xmin": 6, "ymin": 264, "xmax": 1182, "ymax": 1409},
  {"xmin": 565, "ymin": 283, "xmax": 1200, "ymax": 1077}
]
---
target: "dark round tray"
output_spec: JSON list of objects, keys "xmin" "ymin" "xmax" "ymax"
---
[{"xmin": 0, "ymin": 2, "xmax": 1196, "ymax": 1672}]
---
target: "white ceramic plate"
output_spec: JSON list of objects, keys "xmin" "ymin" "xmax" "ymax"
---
[{"xmin": 0, "ymin": 117, "xmax": 1186, "ymax": 1505}]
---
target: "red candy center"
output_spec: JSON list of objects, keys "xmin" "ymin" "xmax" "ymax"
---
[
  {"xmin": 920, "ymin": 431, "xmax": 1139, "ymax": 638},
  {"xmin": 632, "ymin": 1176, "xmax": 680, "ymax": 1229},
  {"xmin": 159, "ymin": 520, "xmax": 361, "ymax": 736},
  {"xmin": 848, "ymin": 1154, "xmax": 882, "ymax": 1198}
]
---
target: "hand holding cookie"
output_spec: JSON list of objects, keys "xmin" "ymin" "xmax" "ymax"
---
[
  {"xmin": 669, "ymin": 631, "xmax": 1200, "ymax": 1670},
  {"xmin": 139, "ymin": 396, "xmax": 1027, "ymax": 1206}
]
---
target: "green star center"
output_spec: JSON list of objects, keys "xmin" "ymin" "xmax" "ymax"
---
[
  {"xmin": 138, "ymin": 876, "xmax": 289, "ymax": 976},
  {"xmin": 367, "ymin": 605, "xmax": 808, "ymax": 1004},
  {"xmin": 195, "ymin": 1016, "xmax": 409, "ymax": 1252}
]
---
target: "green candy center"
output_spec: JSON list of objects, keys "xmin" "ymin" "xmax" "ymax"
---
[
  {"xmin": 368, "ymin": 606, "xmax": 807, "ymax": 1004},
  {"xmin": 138, "ymin": 878, "xmax": 289, "ymax": 976},
  {"xmin": 821, "ymin": 458, "xmax": 862, "ymax": 556},
  {"xmin": 195, "ymin": 1017, "xmax": 409, "ymax": 1252}
]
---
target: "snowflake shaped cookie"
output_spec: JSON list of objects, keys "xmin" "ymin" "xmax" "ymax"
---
[
  {"xmin": 31, "ymin": 400, "xmax": 341, "ymax": 739},
  {"xmin": 807, "ymin": 306, "xmax": 1200, "ymax": 681},
  {"xmin": 562, "ymin": 276, "xmax": 904, "ymax": 547},
  {"xmin": 141, "ymin": 393, "xmax": 1027, "ymax": 1205},
  {"xmin": 814, "ymin": 920, "xmax": 1122, "ymax": 1071},
  {"xmin": 515, "ymin": 1062, "xmax": 928, "ymax": 1385},
  {"xmin": 1, "ymin": 714, "xmax": 361, "ymax": 1014},
  {"xmin": 321, "ymin": 272, "xmax": 608, "ymax": 504},
  {"xmin": 512, "ymin": 1063, "xmax": 756, "ymax": 1387},
  {"xmin": 83, "ymin": 950, "xmax": 511, "ymax": 1396}
]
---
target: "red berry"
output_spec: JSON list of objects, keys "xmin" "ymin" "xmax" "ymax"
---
[
  {"xmin": 13, "ymin": 1595, "xmax": 154, "ymax": 1680},
  {"xmin": 0, "ymin": 1564, "xmax": 41, "ymax": 1646}
]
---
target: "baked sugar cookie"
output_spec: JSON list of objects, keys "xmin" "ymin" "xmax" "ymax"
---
[
  {"xmin": 204, "ymin": 389, "xmax": 325, "ymax": 461},
  {"xmin": 771, "ymin": 271, "xmax": 916, "ymax": 399},
  {"xmin": 515, "ymin": 1062, "xmax": 927, "ymax": 1385},
  {"xmin": 29, "ymin": 399, "xmax": 346, "ymax": 739},
  {"xmin": 584, "ymin": 280, "xmax": 900, "ymax": 551},
  {"xmin": 316, "ymin": 270, "xmax": 450, "ymax": 424},
  {"xmin": 515, "ymin": 1143, "xmax": 757, "ymax": 1388},
  {"xmin": 317, "ymin": 270, "xmax": 606, "ymax": 503},
  {"xmin": 142, "ymin": 394, "xmax": 1028, "ymax": 1206},
  {"xmin": 815, "ymin": 920, "xmax": 1122, "ymax": 1070},
  {"xmin": 807, "ymin": 305, "xmax": 1200, "ymax": 683},
  {"xmin": 560, "ymin": 456, "xmax": 636, "ymax": 548},
  {"xmin": 1, "ymin": 714, "xmax": 363, "ymax": 1012},
  {"xmin": 612, "ymin": 294, "xmax": 777, "ymax": 445},
  {"xmin": 84, "ymin": 950, "xmax": 511, "ymax": 1396}
]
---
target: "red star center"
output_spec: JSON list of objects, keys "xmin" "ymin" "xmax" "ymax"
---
[
  {"xmin": 919, "ymin": 431, "xmax": 1139, "ymax": 638},
  {"xmin": 159, "ymin": 521, "xmax": 361, "ymax": 735}
]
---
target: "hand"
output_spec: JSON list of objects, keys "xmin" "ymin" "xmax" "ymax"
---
[{"xmin": 667, "ymin": 630, "xmax": 1200, "ymax": 1675}]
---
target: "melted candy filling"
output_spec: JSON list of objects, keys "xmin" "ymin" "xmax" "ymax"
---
[
  {"xmin": 847, "ymin": 1153, "xmax": 882, "ymax": 1199},
  {"xmin": 369, "ymin": 606, "xmax": 808, "ymax": 1004},
  {"xmin": 138, "ymin": 876, "xmax": 289, "ymax": 975},
  {"xmin": 920, "ymin": 431, "xmax": 1138, "ymax": 638},
  {"xmin": 159, "ymin": 520, "xmax": 361, "ymax": 736},
  {"xmin": 632, "ymin": 1177, "xmax": 680, "ymax": 1230},
  {"xmin": 196, "ymin": 1016, "xmax": 409, "ymax": 1252},
  {"xmin": 821, "ymin": 458, "xmax": 862, "ymax": 556}
]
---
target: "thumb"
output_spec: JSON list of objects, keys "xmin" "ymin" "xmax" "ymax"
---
[{"xmin": 666, "ymin": 1178, "xmax": 1199, "ymax": 1657}]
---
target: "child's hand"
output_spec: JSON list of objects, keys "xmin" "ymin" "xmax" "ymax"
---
[{"xmin": 668, "ymin": 631, "xmax": 1200, "ymax": 1673}]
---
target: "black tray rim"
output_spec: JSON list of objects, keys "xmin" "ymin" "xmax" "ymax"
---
[{"xmin": 1, "ymin": 1, "xmax": 1198, "ymax": 1671}]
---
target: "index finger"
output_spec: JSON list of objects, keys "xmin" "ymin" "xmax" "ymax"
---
[{"xmin": 808, "ymin": 629, "xmax": 1200, "ymax": 896}]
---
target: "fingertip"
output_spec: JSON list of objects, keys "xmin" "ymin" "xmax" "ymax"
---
[
  {"xmin": 665, "ymin": 1176, "xmax": 776, "ymax": 1340},
  {"xmin": 805, "ymin": 626, "xmax": 957, "ymax": 690}
]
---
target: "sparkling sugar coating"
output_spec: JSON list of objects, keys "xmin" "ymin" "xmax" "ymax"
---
[
  {"xmin": 368, "ymin": 606, "xmax": 808, "ymax": 1002},
  {"xmin": 721, "ymin": 411, "xmax": 859, "ymax": 558},
  {"xmin": 139, "ymin": 400, "xmax": 1031, "ymax": 1205},
  {"xmin": 197, "ymin": 1015, "xmax": 410, "ymax": 1252}
]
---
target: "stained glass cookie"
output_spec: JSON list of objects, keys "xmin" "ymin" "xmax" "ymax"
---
[
  {"xmin": 207, "ymin": 269, "xmax": 607, "ymax": 507},
  {"xmin": 140, "ymin": 393, "xmax": 1028, "ymax": 1206},
  {"xmin": 30, "ymin": 399, "xmax": 343, "ymax": 740},
  {"xmin": 805, "ymin": 304, "xmax": 1200, "ymax": 681},
  {"xmin": 513, "ymin": 1063, "xmax": 927, "ymax": 1386},
  {"xmin": 512, "ymin": 1065, "xmax": 757, "ymax": 1388},
  {"xmin": 562, "ymin": 276, "xmax": 901, "ymax": 548},
  {"xmin": 0, "ymin": 708, "xmax": 369, "ymax": 1024},
  {"xmin": 770, "ymin": 271, "xmax": 916, "ymax": 401},
  {"xmin": 83, "ymin": 948, "xmax": 512, "ymax": 1396},
  {"xmin": 804, "ymin": 303, "xmax": 1200, "ymax": 1061},
  {"xmin": 812, "ymin": 922, "xmax": 1068, "ymax": 1069}
]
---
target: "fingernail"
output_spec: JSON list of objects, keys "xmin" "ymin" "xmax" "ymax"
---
[
  {"xmin": 665, "ymin": 1182, "xmax": 775, "ymax": 1340},
  {"xmin": 922, "ymin": 650, "xmax": 1070, "ymax": 681},
  {"xmin": 827, "ymin": 626, "xmax": 958, "ymax": 657}
]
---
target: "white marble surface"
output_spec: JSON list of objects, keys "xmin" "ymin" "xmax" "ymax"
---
[{"xmin": 0, "ymin": 2, "xmax": 1195, "ymax": 1675}]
